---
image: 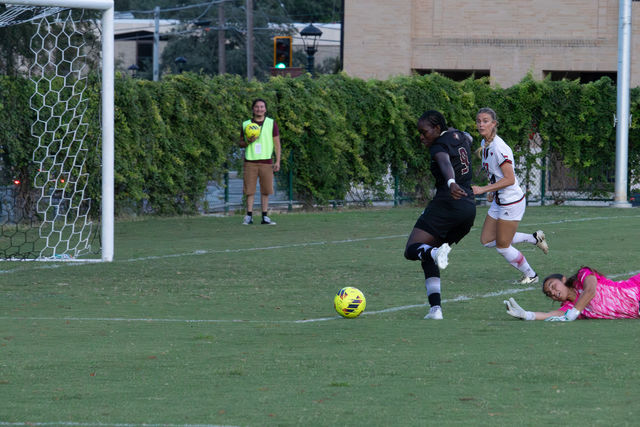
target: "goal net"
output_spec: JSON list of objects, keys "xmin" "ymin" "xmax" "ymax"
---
[{"xmin": 0, "ymin": 0, "xmax": 113, "ymax": 261}]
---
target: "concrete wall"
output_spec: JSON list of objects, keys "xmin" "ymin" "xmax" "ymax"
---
[{"xmin": 344, "ymin": 0, "xmax": 639, "ymax": 87}]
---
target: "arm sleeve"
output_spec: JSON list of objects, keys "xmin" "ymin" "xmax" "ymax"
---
[
  {"xmin": 577, "ymin": 267, "xmax": 594, "ymax": 284},
  {"xmin": 559, "ymin": 300, "xmax": 575, "ymax": 312},
  {"xmin": 559, "ymin": 268, "xmax": 593, "ymax": 311},
  {"xmin": 272, "ymin": 120, "xmax": 280, "ymax": 137}
]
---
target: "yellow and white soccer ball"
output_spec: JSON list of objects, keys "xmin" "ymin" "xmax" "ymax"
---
[
  {"xmin": 244, "ymin": 123, "xmax": 261, "ymax": 140},
  {"xmin": 334, "ymin": 287, "xmax": 366, "ymax": 318}
]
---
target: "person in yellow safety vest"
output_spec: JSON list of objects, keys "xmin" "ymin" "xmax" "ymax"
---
[{"xmin": 238, "ymin": 98, "xmax": 281, "ymax": 225}]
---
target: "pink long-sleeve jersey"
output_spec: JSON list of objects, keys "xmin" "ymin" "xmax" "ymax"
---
[{"xmin": 560, "ymin": 268, "xmax": 640, "ymax": 319}]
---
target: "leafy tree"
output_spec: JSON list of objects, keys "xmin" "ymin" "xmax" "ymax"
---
[
  {"xmin": 0, "ymin": 6, "xmax": 100, "ymax": 76},
  {"xmin": 112, "ymin": 0, "xmax": 341, "ymax": 79},
  {"xmin": 0, "ymin": 24, "xmax": 32, "ymax": 76},
  {"xmin": 156, "ymin": 1, "xmax": 291, "ymax": 80},
  {"xmin": 0, "ymin": 4, "xmax": 35, "ymax": 76},
  {"xmin": 114, "ymin": 0, "xmax": 342, "ymax": 23},
  {"xmin": 280, "ymin": 0, "xmax": 342, "ymax": 23}
]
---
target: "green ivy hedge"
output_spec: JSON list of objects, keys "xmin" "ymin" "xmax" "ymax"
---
[{"xmin": 0, "ymin": 72, "xmax": 637, "ymax": 216}]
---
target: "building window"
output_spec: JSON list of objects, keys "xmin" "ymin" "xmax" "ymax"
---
[
  {"xmin": 543, "ymin": 71, "xmax": 616, "ymax": 84},
  {"xmin": 137, "ymin": 41, "xmax": 153, "ymax": 68},
  {"xmin": 414, "ymin": 69, "xmax": 490, "ymax": 82}
]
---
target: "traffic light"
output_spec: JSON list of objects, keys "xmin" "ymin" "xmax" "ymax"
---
[{"xmin": 273, "ymin": 36, "xmax": 292, "ymax": 68}]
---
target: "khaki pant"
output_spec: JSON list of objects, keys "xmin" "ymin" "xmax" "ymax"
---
[{"xmin": 243, "ymin": 161, "xmax": 274, "ymax": 196}]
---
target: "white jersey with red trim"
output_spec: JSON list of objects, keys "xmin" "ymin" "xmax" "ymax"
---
[{"xmin": 480, "ymin": 135, "xmax": 524, "ymax": 205}]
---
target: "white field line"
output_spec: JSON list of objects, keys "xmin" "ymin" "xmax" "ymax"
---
[
  {"xmin": 0, "ymin": 213, "xmax": 637, "ymax": 275},
  {"xmin": 0, "ymin": 422, "xmax": 238, "ymax": 427},
  {"xmin": 295, "ymin": 286, "xmax": 539, "ymax": 323},
  {"xmin": 2, "ymin": 215, "xmax": 636, "ymax": 427},
  {"xmin": 3, "ymin": 269, "xmax": 638, "ymax": 325},
  {"xmin": 121, "ymin": 213, "xmax": 640, "ymax": 263},
  {"xmin": 526, "ymin": 214, "xmax": 640, "ymax": 226},
  {"xmin": 0, "ymin": 285, "xmax": 536, "ymax": 324}
]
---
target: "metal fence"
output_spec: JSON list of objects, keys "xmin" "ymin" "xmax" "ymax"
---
[{"xmin": 202, "ymin": 133, "xmax": 638, "ymax": 214}]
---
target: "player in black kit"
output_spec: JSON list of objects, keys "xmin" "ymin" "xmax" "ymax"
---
[{"xmin": 404, "ymin": 110, "xmax": 476, "ymax": 319}]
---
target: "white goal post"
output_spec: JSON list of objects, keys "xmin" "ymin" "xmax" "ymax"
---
[{"xmin": 1, "ymin": 0, "xmax": 114, "ymax": 261}]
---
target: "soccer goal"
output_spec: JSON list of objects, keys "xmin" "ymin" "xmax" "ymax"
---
[{"xmin": 0, "ymin": 0, "xmax": 113, "ymax": 261}]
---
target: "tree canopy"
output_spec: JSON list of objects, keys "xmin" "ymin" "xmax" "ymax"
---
[
  {"xmin": 112, "ymin": 0, "xmax": 342, "ymax": 79},
  {"xmin": 114, "ymin": 0, "xmax": 342, "ymax": 24},
  {"xmin": 0, "ymin": 1, "xmax": 342, "ymax": 78}
]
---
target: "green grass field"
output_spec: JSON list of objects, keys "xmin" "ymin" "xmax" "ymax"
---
[{"xmin": 1, "ymin": 206, "xmax": 640, "ymax": 426}]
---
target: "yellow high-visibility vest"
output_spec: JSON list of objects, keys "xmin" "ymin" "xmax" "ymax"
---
[{"xmin": 243, "ymin": 117, "xmax": 274, "ymax": 161}]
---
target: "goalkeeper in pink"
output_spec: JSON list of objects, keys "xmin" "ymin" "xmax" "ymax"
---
[{"xmin": 503, "ymin": 266, "xmax": 640, "ymax": 321}]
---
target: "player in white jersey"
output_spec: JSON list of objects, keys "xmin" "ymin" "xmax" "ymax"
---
[
  {"xmin": 480, "ymin": 135, "xmax": 524, "ymax": 206},
  {"xmin": 471, "ymin": 108, "xmax": 549, "ymax": 285}
]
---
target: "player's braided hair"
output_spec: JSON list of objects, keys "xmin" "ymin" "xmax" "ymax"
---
[{"xmin": 418, "ymin": 110, "xmax": 447, "ymax": 133}]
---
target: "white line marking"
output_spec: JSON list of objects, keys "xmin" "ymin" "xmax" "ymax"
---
[
  {"xmin": 3, "ymin": 270, "xmax": 637, "ymax": 325},
  {"xmin": 1, "ymin": 213, "xmax": 636, "ymax": 427},
  {"xmin": 527, "ymin": 214, "xmax": 640, "ymax": 227},
  {"xmin": 0, "ymin": 422, "xmax": 238, "ymax": 427},
  {"xmin": 296, "ymin": 287, "xmax": 541, "ymax": 322},
  {"xmin": 122, "ymin": 235, "xmax": 407, "ymax": 263},
  {"xmin": 122, "ymin": 213, "xmax": 640, "ymax": 263},
  {"xmin": 86, "ymin": 213, "xmax": 640, "ymax": 263},
  {"xmin": 0, "ymin": 287, "xmax": 550, "ymax": 324},
  {"xmin": 0, "ymin": 213, "xmax": 637, "ymax": 274},
  {"xmin": 0, "ymin": 285, "xmax": 536, "ymax": 324}
]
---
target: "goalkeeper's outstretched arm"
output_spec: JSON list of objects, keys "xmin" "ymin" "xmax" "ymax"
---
[{"xmin": 503, "ymin": 297, "xmax": 568, "ymax": 321}]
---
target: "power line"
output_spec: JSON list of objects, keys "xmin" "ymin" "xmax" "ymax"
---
[{"xmin": 122, "ymin": 0, "xmax": 236, "ymax": 15}]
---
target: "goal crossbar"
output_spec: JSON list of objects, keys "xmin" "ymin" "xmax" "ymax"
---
[
  {"xmin": 2, "ymin": 0, "xmax": 114, "ymax": 262},
  {"xmin": 4, "ymin": 0, "xmax": 113, "ymax": 9}
]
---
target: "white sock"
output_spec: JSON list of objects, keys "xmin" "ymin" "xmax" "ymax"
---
[
  {"xmin": 511, "ymin": 232, "xmax": 536, "ymax": 245},
  {"xmin": 495, "ymin": 245, "xmax": 536, "ymax": 277},
  {"xmin": 425, "ymin": 277, "xmax": 441, "ymax": 296},
  {"xmin": 485, "ymin": 232, "xmax": 535, "ymax": 248}
]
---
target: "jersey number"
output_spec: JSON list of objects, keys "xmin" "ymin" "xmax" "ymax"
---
[{"xmin": 458, "ymin": 147, "xmax": 470, "ymax": 175}]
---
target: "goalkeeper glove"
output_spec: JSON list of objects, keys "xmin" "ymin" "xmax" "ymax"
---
[
  {"xmin": 545, "ymin": 307, "xmax": 580, "ymax": 322},
  {"xmin": 503, "ymin": 297, "xmax": 535, "ymax": 321}
]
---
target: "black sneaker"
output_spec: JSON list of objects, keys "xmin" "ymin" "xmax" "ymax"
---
[{"xmin": 261, "ymin": 215, "xmax": 276, "ymax": 225}]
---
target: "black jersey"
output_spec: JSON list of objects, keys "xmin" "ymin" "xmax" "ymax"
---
[{"xmin": 429, "ymin": 129, "xmax": 474, "ymax": 203}]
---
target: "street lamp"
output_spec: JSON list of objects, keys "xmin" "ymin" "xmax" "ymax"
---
[
  {"xmin": 175, "ymin": 56, "xmax": 187, "ymax": 73},
  {"xmin": 299, "ymin": 23, "xmax": 322, "ymax": 75},
  {"xmin": 193, "ymin": 19, "xmax": 211, "ymax": 28},
  {"xmin": 127, "ymin": 64, "xmax": 139, "ymax": 78}
]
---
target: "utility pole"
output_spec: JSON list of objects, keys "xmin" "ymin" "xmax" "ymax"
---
[
  {"xmin": 218, "ymin": 2, "xmax": 226, "ymax": 74},
  {"xmin": 246, "ymin": 0, "xmax": 254, "ymax": 80},
  {"xmin": 613, "ymin": 0, "xmax": 632, "ymax": 207},
  {"xmin": 340, "ymin": 0, "xmax": 344, "ymax": 71},
  {"xmin": 153, "ymin": 6, "xmax": 159, "ymax": 81}
]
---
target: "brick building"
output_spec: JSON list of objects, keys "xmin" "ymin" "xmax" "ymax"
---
[{"xmin": 344, "ymin": 0, "xmax": 639, "ymax": 87}]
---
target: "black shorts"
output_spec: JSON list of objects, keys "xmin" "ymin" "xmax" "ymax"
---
[{"xmin": 414, "ymin": 198, "xmax": 476, "ymax": 245}]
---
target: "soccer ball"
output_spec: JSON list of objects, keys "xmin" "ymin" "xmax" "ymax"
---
[
  {"xmin": 334, "ymin": 287, "xmax": 366, "ymax": 318},
  {"xmin": 244, "ymin": 123, "xmax": 261, "ymax": 140}
]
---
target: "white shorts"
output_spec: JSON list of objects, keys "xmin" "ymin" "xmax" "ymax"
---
[{"xmin": 487, "ymin": 197, "xmax": 526, "ymax": 221}]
